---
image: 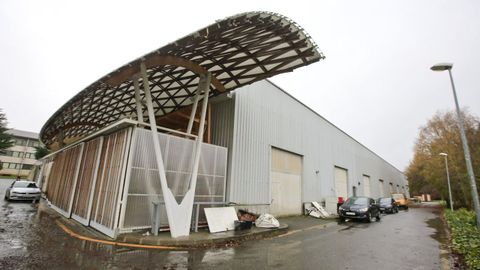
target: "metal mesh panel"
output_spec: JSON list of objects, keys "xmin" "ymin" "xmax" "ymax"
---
[
  {"xmin": 166, "ymin": 172, "xmax": 190, "ymax": 199},
  {"xmin": 195, "ymin": 176, "xmax": 224, "ymax": 197},
  {"xmin": 165, "ymin": 136, "xmax": 195, "ymax": 173},
  {"xmin": 198, "ymin": 144, "xmax": 215, "ymax": 175},
  {"xmin": 128, "ymin": 168, "xmax": 161, "ymax": 195},
  {"xmin": 122, "ymin": 127, "xmax": 227, "ymax": 230}
]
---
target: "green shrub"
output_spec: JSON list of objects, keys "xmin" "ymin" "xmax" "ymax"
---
[{"xmin": 445, "ymin": 209, "xmax": 480, "ymax": 269}]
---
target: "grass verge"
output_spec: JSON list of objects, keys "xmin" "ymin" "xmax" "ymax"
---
[{"xmin": 444, "ymin": 209, "xmax": 480, "ymax": 269}]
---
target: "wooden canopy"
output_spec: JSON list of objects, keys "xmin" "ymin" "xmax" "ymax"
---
[{"xmin": 40, "ymin": 11, "xmax": 324, "ymax": 147}]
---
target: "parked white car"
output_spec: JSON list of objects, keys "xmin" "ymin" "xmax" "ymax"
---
[{"xmin": 4, "ymin": 180, "xmax": 41, "ymax": 202}]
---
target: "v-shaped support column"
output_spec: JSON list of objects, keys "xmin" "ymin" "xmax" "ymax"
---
[{"xmin": 140, "ymin": 62, "xmax": 211, "ymax": 238}]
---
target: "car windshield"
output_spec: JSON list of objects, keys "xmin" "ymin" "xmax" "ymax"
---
[
  {"xmin": 379, "ymin": 198, "xmax": 391, "ymax": 203},
  {"xmin": 392, "ymin": 194, "xmax": 404, "ymax": 200},
  {"xmin": 343, "ymin": 197, "xmax": 368, "ymax": 206},
  {"xmin": 13, "ymin": 182, "xmax": 38, "ymax": 188}
]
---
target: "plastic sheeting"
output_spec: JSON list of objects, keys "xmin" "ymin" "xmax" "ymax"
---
[
  {"xmin": 121, "ymin": 128, "xmax": 227, "ymax": 231},
  {"xmin": 255, "ymin": 214, "xmax": 280, "ymax": 228}
]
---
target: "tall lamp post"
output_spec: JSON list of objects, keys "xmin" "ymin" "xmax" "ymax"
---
[
  {"xmin": 439, "ymin": 153, "xmax": 453, "ymax": 211},
  {"xmin": 431, "ymin": 63, "xmax": 480, "ymax": 227}
]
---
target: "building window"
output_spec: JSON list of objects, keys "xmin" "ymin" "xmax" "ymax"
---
[
  {"xmin": 8, "ymin": 163, "xmax": 16, "ymax": 169},
  {"xmin": 22, "ymin": 164, "xmax": 33, "ymax": 170},
  {"xmin": 27, "ymin": 141, "xmax": 39, "ymax": 147},
  {"xmin": 13, "ymin": 152, "xmax": 25, "ymax": 158},
  {"xmin": 15, "ymin": 139, "xmax": 27, "ymax": 146}
]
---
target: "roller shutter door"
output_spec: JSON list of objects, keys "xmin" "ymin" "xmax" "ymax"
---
[
  {"xmin": 379, "ymin": 180, "xmax": 385, "ymax": 197},
  {"xmin": 334, "ymin": 167, "xmax": 348, "ymax": 199},
  {"xmin": 363, "ymin": 175, "xmax": 371, "ymax": 197},
  {"xmin": 270, "ymin": 148, "xmax": 302, "ymax": 216}
]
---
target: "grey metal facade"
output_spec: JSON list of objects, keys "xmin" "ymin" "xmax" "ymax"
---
[{"xmin": 211, "ymin": 80, "xmax": 408, "ymax": 209}]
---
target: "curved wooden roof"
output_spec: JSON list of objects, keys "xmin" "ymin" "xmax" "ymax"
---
[{"xmin": 40, "ymin": 11, "xmax": 324, "ymax": 146}]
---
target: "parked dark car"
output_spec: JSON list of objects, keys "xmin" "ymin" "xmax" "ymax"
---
[
  {"xmin": 378, "ymin": 197, "xmax": 399, "ymax": 214},
  {"xmin": 4, "ymin": 180, "xmax": 41, "ymax": 202},
  {"xmin": 338, "ymin": 196, "xmax": 381, "ymax": 222}
]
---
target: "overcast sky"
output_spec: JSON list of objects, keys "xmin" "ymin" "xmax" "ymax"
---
[{"xmin": 1, "ymin": 0, "xmax": 479, "ymax": 171}]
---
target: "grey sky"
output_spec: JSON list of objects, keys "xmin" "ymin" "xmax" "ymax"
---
[{"xmin": 1, "ymin": 0, "xmax": 479, "ymax": 171}]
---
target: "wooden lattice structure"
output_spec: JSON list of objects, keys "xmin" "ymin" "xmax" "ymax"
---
[{"xmin": 40, "ymin": 11, "xmax": 324, "ymax": 148}]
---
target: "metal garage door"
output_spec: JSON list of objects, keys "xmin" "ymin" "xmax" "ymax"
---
[
  {"xmin": 363, "ymin": 175, "xmax": 371, "ymax": 197},
  {"xmin": 334, "ymin": 167, "xmax": 348, "ymax": 199},
  {"xmin": 270, "ymin": 148, "xmax": 302, "ymax": 216},
  {"xmin": 379, "ymin": 179, "xmax": 385, "ymax": 197}
]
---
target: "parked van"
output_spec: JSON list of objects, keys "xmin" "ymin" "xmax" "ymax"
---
[{"xmin": 391, "ymin": 193, "xmax": 408, "ymax": 210}]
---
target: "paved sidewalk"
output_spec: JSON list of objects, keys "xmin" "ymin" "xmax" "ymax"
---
[{"xmin": 43, "ymin": 201, "xmax": 336, "ymax": 249}]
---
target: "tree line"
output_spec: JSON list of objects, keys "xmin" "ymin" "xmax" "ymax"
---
[
  {"xmin": 406, "ymin": 109, "xmax": 480, "ymax": 210},
  {"xmin": 0, "ymin": 109, "xmax": 14, "ymax": 170}
]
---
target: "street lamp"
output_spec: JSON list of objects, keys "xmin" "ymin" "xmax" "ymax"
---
[
  {"xmin": 431, "ymin": 63, "xmax": 480, "ymax": 227},
  {"xmin": 439, "ymin": 153, "xmax": 453, "ymax": 211}
]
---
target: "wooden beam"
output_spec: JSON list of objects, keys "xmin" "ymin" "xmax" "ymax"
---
[{"xmin": 105, "ymin": 55, "xmax": 225, "ymax": 92}]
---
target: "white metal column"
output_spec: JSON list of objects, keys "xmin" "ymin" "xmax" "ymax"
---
[
  {"xmin": 35, "ymin": 160, "xmax": 46, "ymax": 189},
  {"xmin": 117, "ymin": 129, "xmax": 138, "ymax": 232},
  {"xmin": 140, "ymin": 62, "xmax": 211, "ymax": 237},
  {"xmin": 113, "ymin": 128, "xmax": 133, "ymax": 237},
  {"xmin": 187, "ymin": 84, "xmax": 201, "ymax": 134},
  {"xmin": 133, "ymin": 76, "xmax": 144, "ymax": 124}
]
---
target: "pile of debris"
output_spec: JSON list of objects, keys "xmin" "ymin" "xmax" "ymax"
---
[
  {"xmin": 204, "ymin": 207, "xmax": 280, "ymax": 233},
  {"xmin": 305, "ymin": 201, "xmax": 330, "ymax": 218},
  {"xmin": 237, "ymin": 209, "xmax": 258, "ymax": 222},
  {"xmin": 236, "ymin": 209, "xmax": 280, "ymax": 229}
]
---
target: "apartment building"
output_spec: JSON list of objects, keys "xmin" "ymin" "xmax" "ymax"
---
[{"xmin": 0, "ymin": 129, "xmax": 42, "ymax": 179}]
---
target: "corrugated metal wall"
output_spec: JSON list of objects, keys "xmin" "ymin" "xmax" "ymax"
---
[
  {"xmin": 212, "ymin": 80, "xmax": 408, "ymax": 207},
  {"xmin": 211, "ymin": 97, "xmax": 236, "ymax": 202}
]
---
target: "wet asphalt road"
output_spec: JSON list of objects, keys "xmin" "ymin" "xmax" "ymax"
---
[{"xmin": 0, "ymin": 179, "xmax": 448, "ymax": 270}]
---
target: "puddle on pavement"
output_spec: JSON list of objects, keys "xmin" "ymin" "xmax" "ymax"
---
[
  {"xmin": 426, "ymin": 216, "xmax": 451, "ymax": 269},
  {"xmin": 426, "ymin": 217, "xmax": 446, "ymax": 243},
  {"xmin": 338, "ymin": 224, "xmax": 355, "ymax": 231},
  {"xmin": 337, "ymin": 220, "xmax": 371, "ymax": 232}
]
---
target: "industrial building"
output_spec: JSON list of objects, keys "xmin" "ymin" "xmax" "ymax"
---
[
  {"xmin": 211, "ymin": 80, "xmax": 408, "ymax": 216},
  {"xmin": 37, "ymin": 11, "xmax": 407, "ymax": 239}
]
